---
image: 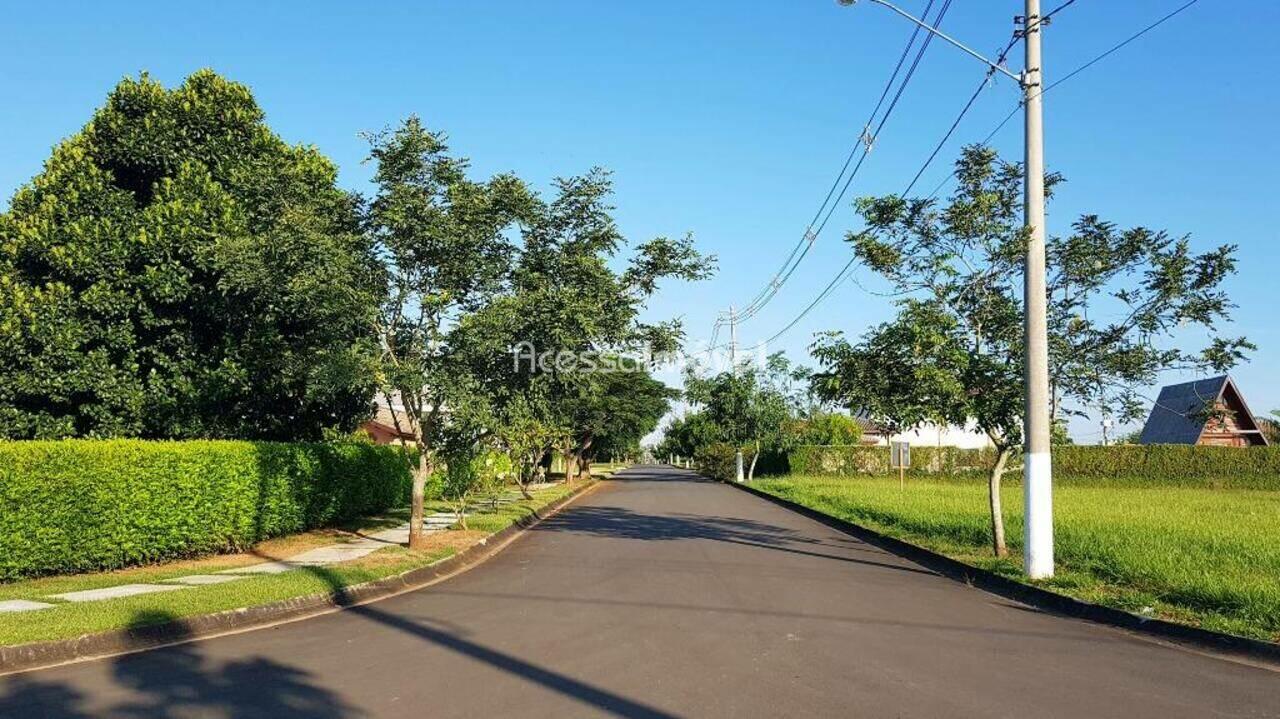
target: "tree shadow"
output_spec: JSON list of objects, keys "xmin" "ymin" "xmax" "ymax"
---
[
  {"xmin": 0, "ymin": 610, "xmax": 361, "ymax": 719},
  {"xmin": 532, "ymin": 504, "xmax": 939, "ymax": 577}
]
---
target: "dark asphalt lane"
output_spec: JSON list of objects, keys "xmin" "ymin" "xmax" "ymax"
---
[{"xmin": 2, "ymin": 466, "xmax": 1276, "ymax": 718}]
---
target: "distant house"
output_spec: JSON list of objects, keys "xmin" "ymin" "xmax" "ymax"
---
[
  {"xmin": 1138, "ymin": 375, "xmax": 1269, "ymax": 447},
  {"xmin": 854, "ymin": 414, "xmax": 994, "ymax": 449},
  {"xmin": 361, "ymin": 396, "xmax": 417, "ymax": 446}
]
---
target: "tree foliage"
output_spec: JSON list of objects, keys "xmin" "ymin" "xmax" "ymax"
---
[
  {"xmin": 363, "ymin": 116, "xmax": 531, "ymax": 547},
  {"xmin": 457, "ymin": 169, "xmax": 711, "ymax": 481},
  {"xmin": 0, "ymin": 70, "xmax": 381, "ymax": 440},
  {"xmin": 812, "ymin": 145, "xmax": 1250, "ymax": 557}
]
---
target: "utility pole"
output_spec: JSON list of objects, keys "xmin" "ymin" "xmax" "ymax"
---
[
  {"xmin": 729, "ymin": 306, "xmax": 744, "ymax": 482},
  {"xmin": 1020, "ymin": 0, "xmax": 1054, "ymax": 580},
  {"xmin": 842, "ymin": 0, "xmax": 1055, "ymax": 577}
]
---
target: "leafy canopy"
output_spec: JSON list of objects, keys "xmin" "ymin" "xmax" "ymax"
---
[
  {"xmin": 0, "ymin": 70, "xmax": 381, "ymax": 440},
  {"xmin": 813, "ymin": 145, "xmax": 1251, "ymax": 447}
]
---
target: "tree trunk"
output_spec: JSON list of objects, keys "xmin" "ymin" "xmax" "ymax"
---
[
  {"xmin": 408, "ymin": 449, "xmax": 433, "ymax": 550},
  {"xmin": 747, "ymin": 439, "xmax": 760, "ymax": 481},
  {"xmin": 564, "ymin": 452, "xmax": 578, "ymax": 485},
  {"xmin": 518, "ymin": 453, "xmax": 536, "ymax": 499},
  {"xmin": 988, "ymin": 445, "xmax": 1010, "ymax": 558}
]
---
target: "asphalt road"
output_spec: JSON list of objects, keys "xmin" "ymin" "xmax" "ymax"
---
[{"xmin": 3, "ymin": 466, "xmax": 1276, "ymax": 718}]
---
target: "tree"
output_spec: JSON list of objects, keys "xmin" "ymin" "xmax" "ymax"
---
[
  {"xmin": 656, "ymin": 411, "xmax": 720, "ymax": 461},
  {"xmin": 0, "ymin": 70, "xmax": 381, "ymax": 440},
  {"xmin": 1260, "ymin": 411, "xmax": 1280, "ymax": 445},
  {"xmin": 364, "ymin": 117, "xmax": 531, "ymax": 549},
  {"xmin": 570, "ymin": 366, "xmax": 676, "ymax": 474},
  {"xmin": 813, "ymin": 145, "xmax": 1250, "ymax": 559},
  {"xmin": 461, "ymin": 169, "xmax": 712, "ymax": 482},
  {"xmin": 790, "ymin": 412, "xmax": 863, "ymax": 446},
  {"xmin": 685, "ymin": 356, "xmax": 793, "ymax": 481}
]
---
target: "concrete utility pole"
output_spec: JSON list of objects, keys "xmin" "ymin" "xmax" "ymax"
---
[
  {"xmin": 842, "ymin": 0, "xmax": 1055, "ymax": 577},
  {"xmin": 729, "ymin": 306, "xmax": 744, "ymax": 482},
  {"xmin": 1020, "ymin": 0, "xmax": 1053, "ymax": 580}
]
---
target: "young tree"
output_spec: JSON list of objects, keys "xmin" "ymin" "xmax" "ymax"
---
[
  {"xmin": 813, "ymin": 145, "xmax": 1251, "ymax": 558},
  {"xmin": 365, "ymin": 117, "xmax": 531, "ymax": 549},
  {"xmin": 0, "ymin": 71, "xmax": 381, "ymax": 440}
]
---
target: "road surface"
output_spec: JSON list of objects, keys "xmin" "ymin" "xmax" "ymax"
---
[{"xmin": 2, "ymin": 466, "xmax": 1276, "ymax": 718}]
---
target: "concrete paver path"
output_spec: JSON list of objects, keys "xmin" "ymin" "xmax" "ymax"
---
[{"xmin": 2, "ymin": 466, "xmax": 1275, "ymax": 718}]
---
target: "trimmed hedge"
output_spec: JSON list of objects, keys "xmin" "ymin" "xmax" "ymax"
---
[
  {"xmin": 0, "ymin": 440, "xmax": 413, "ymax": 581},
  {"xmin": 1050, "ymin": 445, "xmax": 1280, "ymax": 488},
  {"xmin": 789, "ymin": 445, "xmax": 999, "ymax": 478},
  {"xmin": 788, "ymin": 444, "xmax": 1280, "ymax": 489}
]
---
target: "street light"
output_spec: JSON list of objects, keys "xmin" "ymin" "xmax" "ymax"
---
[{"xmin": 840, "ymin": 0, "xmax": 1055, "ymax": 578}]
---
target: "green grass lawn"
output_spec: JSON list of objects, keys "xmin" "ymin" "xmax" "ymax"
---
[
  {"xmin": 0, "ymin": 483, "xmax": 579, "ymax": 647},
  {"xmin": 752, "ymin": 475, "xmax": 1280, "ymax": 642}
]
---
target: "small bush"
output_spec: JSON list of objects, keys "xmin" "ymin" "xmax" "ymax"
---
[
  {"xmin": 693, "ymin": 442, "xmax": 740, "ymax": 481},
  {"xmin": 0, "ymin": 439, "xmax": 413, "ymax": 581}
]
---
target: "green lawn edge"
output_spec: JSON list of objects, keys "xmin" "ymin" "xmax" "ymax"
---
[{"xmin": 751, "ymin": 475, "xmax": 1280, "ymax": 643}]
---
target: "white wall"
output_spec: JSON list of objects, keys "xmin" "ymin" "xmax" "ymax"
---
[{"xmin": 879, "ymin": 420, "xmax": 993, "ymax": 449}]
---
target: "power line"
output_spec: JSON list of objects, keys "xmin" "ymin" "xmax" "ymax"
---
[
  {"xmin": 811, "ymin": 0, "xmax": 954, "ymax": 240},
  {"xmin": 1037, "ymin": 0, "xmax": 1078, "ymax": 28},
  {"xmin": 902, "ymin": 34, "xmax": 1019, "ymax": 195},
  {"xmin": 721, "ymin": 0, "xmax": 956, "ymax": 354},
  {"xmin": 925, "ymin": 0, "xmax": 1199, "ymax": 200},
  {"xmin": 722, "ymin": 0, "xmax": 949, "ymax": 327},
  {"xmin": 739, "ymin": 0, "xmax": 1197, "ymax": 357}
]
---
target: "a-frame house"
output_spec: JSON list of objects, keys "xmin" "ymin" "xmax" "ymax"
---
[{"xmin": 1138, "ymin": 375, "xmax": 1270, "ymax": 447}]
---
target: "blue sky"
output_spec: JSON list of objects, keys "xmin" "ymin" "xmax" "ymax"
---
[{"xmin": 3, "ymin": 1, "xmax": 1277, "ymax": 441}]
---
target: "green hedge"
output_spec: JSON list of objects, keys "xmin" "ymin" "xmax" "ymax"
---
[
  {"xmin": 0, "ymin": 440, "xmax": 413, "ymax": 581},
  {"xmin": 789, "ymin": 445, "xmax": 999, "ymax": 478},
  {"xmin": 788, "ymin": 444, "xmax": 1280, "ymax": 489},
  {"xmin": 1050, "ymin": 445, "xmax": 1280, "ymax": 488}
]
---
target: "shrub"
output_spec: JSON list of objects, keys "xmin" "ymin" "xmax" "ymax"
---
[
  {"xmin": 441, "ymin": 448, "xmax": 516, "ymax": 503},
  {"xmin": 0, "ymin": 439, "xmax": 413, "ymax": 581},
  {"xmin": 787, "ymin": 444, "xmax": 1280, "ymax": 489},
  {"xmin": 693, "ymin": 442, "xmax": 741, "ymax": 481},
  {"xmin": 788, "ymin": 413, "xmax": 863, "ymax": 446}
]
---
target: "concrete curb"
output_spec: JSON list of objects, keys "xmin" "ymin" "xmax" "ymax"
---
[
  {"xmin": 0, "ymin": 478, "xmax": 605, "ymax": 676},
  {"xmin": 726, "ymin": 478, "xmax": 1280, "ymax": 669}
]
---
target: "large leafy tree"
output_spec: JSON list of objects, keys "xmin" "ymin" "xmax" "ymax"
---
[
  {"xmin": 0, "ymin": 71, "xmax": 381, "ymax": 440},
  {"xmin": 813, "ymin": 145, "xmax": 1251, "ymax": 558}
]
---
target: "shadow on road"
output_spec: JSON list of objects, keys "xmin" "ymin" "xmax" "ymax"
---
[
  {"xmin": 2, "ymin": 571, "xmax": 679, "ymax": 719},
  {"xmin": 534, "ymin": 502, "xmax": 938, "ymax": 577},
  {"xmin": 0, "ymin": 610, "xmax": 359, "ymax": 718},
  {"xmin": 3, "ymin": 467, "xmax": 884, "ymax": 719}
]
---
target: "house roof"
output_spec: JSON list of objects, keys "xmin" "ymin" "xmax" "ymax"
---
[
  {"xmin": 365, "ymin": 404, "xmax": 416, "ymax": 439},
  {"xmin": 851, "ymin": 412, "xmax": 887, "ymax": 435},
  {"xmin": 1138, "ymin": 375, "xmax": 1267, "ymax": 445}
]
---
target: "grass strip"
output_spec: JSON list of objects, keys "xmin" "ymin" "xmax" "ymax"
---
[{"xmin": 752, "ymin": 475, "xmax": 1280, "ymax": 642}]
